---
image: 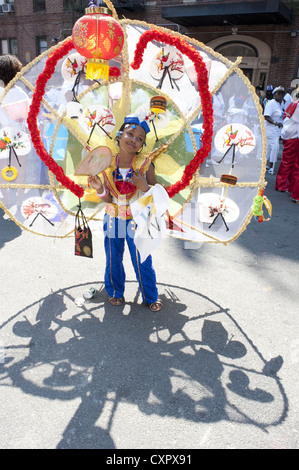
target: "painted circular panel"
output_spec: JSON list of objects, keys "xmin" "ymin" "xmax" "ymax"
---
[
  {"xmin": 0, "ymin": 128, "xmax": 31, "ymax": 159},
  {"xmin": 61, "ymin": 52, "xmax": 87, "ymax": 82},
  {"xmin": 150, "ymin": 46, "xmax": 185, "ymax": 81}
]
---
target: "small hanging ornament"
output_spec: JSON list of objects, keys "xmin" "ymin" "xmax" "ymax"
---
[
  {"xmin": 72, "ymin": 1, "xmax": 124, "ymax": 81},
  {"xmin": 252, "ymin": 189, "xmax": 272, "ymax": 223},
  {"xmin": 150, "ymin": 95, "xmax": 167, "ymax": 114},
  {"xmin": 150, "ymin": 95, "xmax": 167, "ymax": 141},
  {"xmin": 220, "ymin": 174, "xmax": 238, "ymax": 186}
]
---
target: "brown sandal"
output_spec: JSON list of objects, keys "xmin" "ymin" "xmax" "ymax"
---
[
  {"xmin": 149, "ymin": 298, "xmax": 163, "ymax": 312},
  {"xmin": 109, "ymin": 297, "xmax": 124, "ymax": 306}
]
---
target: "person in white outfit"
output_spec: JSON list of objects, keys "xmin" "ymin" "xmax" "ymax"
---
[
  {"xmin": 264, "ymin": 86, "xmax": 285, "ymax": 174},
  {"xmin": 0, "ymin": 54, "xmax": 28, "ymax": 130},
  {"xmin": 0, "ymin": 55, "xmax": 30, "ymax": 211},
  {"xmin": 281, "ymin": 89, "xmax": 293, "ymax": 114}
]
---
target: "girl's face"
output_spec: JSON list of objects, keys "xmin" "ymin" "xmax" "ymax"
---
[{"xmin": 119, "ymin": 125, "xmax": 146, "ymax": 155}]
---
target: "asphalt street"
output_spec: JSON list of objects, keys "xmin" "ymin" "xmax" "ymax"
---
[{"xmin": 0, "ymin": 160, "xmax": 299, "ymax": 450}]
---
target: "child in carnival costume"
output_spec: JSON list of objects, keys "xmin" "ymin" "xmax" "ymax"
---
[{"xmin": 88, "ymin": 116, "xmax": 163, "ymax": 311}]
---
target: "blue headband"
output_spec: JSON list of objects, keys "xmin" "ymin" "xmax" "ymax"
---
[{"xmin": 124, "ymin": 116, "xmax": 150, "ymax": 135}]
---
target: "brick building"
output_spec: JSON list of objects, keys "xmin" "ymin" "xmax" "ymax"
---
[{"xmin": 1, "ymin": 0, "xmax": 299, "ymax": 91}]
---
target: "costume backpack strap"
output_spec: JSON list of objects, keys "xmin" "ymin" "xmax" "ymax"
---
[{"xmin": 138, "ymin": 143, "xmax": 169, "ymax": 173}]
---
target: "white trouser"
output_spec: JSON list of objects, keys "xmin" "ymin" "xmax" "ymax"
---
[{"xmin": 266, "ymin": 128, "xmax": 280, "ymax": 163}]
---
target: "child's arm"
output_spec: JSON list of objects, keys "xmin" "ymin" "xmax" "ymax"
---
[
  {"xmin": 132, "ymin": 163, "xmax": 158, "ymax": 192},
  {"xmin": 88, "ymin": 175, "xmax": 112, "ymax": 202},
  {"xmin": 146, "ymin": 163, "xmax": 158, "ymax": 186}
]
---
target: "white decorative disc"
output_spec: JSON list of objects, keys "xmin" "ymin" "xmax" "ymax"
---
[
  {"xmin": 78, "ymin": 105, "xmax": 116, "ymax": 136},
  {"xmin": 197, "ymin": 192, "xmax": 240, "ymax": 224},
  {"xmin": 0, "ymin": 128, "xmax": 31, "ymax": 159},
  {"xmin": 215, "ymin": 124, "xmax": 256, "ymax": 155},
  {"xmin": 61, "ymin": 53, "xmax": 87, "ymax": 82},
  {"xmin": 21, "ymin": 197, "xmax": 58, "ymax": 222},
  {"xmin": 150, "ymin": 46, "xmax": 185, "ymax": 81}
]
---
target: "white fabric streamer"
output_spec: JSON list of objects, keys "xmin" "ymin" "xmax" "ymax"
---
[{"xmin": 130, "ymin": 184, "xmax": 169, "ymax": 263}]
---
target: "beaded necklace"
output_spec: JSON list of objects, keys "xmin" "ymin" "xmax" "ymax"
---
[{"xmin": 114, "ymin": 154, "xmax": 136, "ymax": 194}]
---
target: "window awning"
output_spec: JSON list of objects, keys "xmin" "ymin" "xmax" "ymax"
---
[{"xmin": 162, "ymin": 0, "xmax": 292, "ymax": 27}]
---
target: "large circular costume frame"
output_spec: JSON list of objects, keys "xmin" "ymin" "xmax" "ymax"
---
[{"xmin": 0, "ymin": 14, "xmax": 267, "ymax": 244}]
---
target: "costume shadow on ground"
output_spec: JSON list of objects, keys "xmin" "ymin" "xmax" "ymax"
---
[
  {"xmin": 0, "ymin": 281, "xmax": 287, "ymax": 449},
  {"xmin": 0, "ymin": 208, "xmax": 22, "ymax": 249}
]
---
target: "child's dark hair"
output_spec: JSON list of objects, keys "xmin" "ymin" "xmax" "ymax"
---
[{"xmin": 0, "ymin": 54, "xmax": 22, "ymax": 86}]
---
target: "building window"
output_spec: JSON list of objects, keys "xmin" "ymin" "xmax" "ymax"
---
[
  {"xmin": 215, "ymin": 42, "xmax": 258, "ymax": 58},
  {"xmin": 36, "ymin": 36, "xmax": 48, "ymax": 55},
  {"xmin": 63, "ymin": 0, "xmax": 85, "ymax": 10},
  {"xmin": 1, "ymin": 38, "xmax": 18, "ymax": 56},
  {"xmin": 33, "ymin": 0, "xmax": 46, "ymax": 12},
  {"xmin": 258, "ymin": 72, "xmax": 267, "ymax": 90}
]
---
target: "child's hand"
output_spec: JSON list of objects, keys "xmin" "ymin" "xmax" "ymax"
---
[
  {"xmin": 132, "ymin": 170, "xmax": 149, "ymax": 192},
  {"xmin": 88, "ymin": 175, "xmax": 103, "ymax": 191}
]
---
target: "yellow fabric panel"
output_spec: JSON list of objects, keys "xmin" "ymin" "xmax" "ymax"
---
[{"xmin": 153, "ymin": 152, "xmax": 182, "ymax": 177}]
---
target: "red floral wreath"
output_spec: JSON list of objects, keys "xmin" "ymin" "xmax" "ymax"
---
[
  {"xmin": 28, "ymin": 30, "xmax": 213, "ymax": 200},
  {"xmin": 131, "ymin": 29, "xmax": 213, "ymax": 198}
]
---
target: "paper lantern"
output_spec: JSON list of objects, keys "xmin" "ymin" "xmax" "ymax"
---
[
  {"xmin": 150, "ymin": 96, "xmax": 167, "ymax": 114},
  {"xmin": 220, "ymin": 174, "xmax": 238, "ymax": 186},
  {"xmin": 72, "ymin": 4, "xmax": 124, "ymax": 81}
]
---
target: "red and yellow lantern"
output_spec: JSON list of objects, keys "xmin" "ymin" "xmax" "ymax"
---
[
  {"xmin": 150, "ymin": 95, "xmax": 167, "ymax": 114},
  {"xmin": 72, "ymin": 4, "xmax": 124, "ymax": 81}
]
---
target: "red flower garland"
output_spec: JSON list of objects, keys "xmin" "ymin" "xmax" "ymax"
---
[
  {"xmin": 131, "ymin": 29, "xmax": 214, "ymax": 198},
  {"xmin": 27, "ymin": 37, "xmax": 120, "ymax": 198}
]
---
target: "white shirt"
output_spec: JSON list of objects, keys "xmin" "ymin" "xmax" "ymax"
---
[
  {"xmin": 0, "ymin": 85, "xmax": 30, "ymax": 128},
  {"xmin": 281, "ymin": 102, "xmax": 299, "ymax": 140},
  {"xmin": 282, "ymin": 93, "xmax": 292, "ymax": 113},
  {"xmin": 264, "ymin": 99, "xmax": 283, "ymax": 135},
  {"xmin": 213, "ymin": 93, "xmax": 225, "ymax": 119}
]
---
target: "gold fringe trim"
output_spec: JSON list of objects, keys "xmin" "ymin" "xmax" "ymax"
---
[{"xmin": 103, "ymin": 0, "xmax": 119, "ymax": 20}]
